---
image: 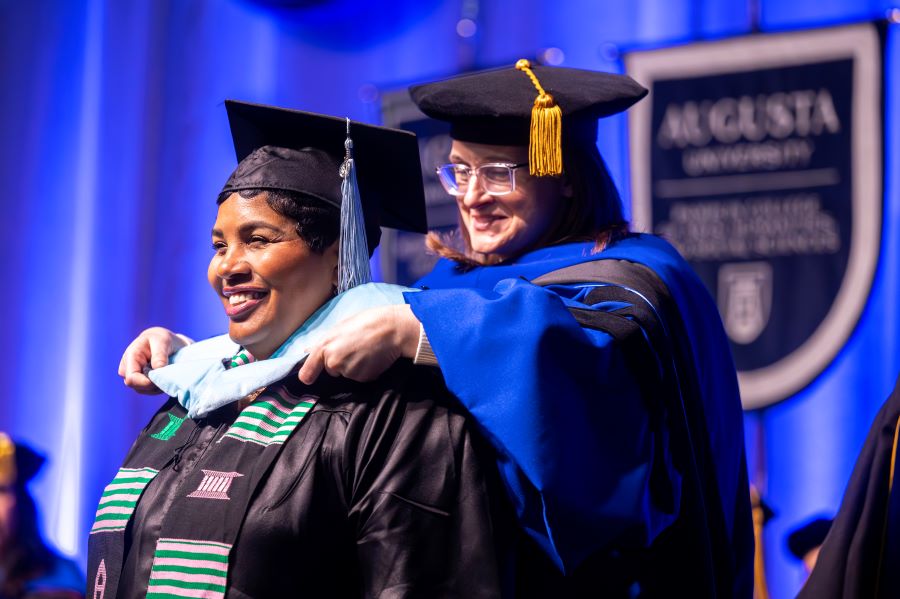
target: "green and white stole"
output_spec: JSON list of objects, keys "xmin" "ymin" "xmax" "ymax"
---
[{"xmin": 87, "ymin": 351, "xmax": 315, "ymax": 599}]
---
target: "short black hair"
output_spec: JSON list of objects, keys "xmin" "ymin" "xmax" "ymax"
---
[{"xmin": 217, "ymin": 188, "xmax": 340, "ymax": 254}]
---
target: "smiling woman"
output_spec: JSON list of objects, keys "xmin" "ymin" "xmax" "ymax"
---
[
  {"xmin": 87, "ymin": 102, "xmax": 502, "ymax": 599},
  {"xmin": 209, "ymin": 187, "xmax": 339, "ymax": 360},
  {"xmin": 118, "ymin": 62, "xmax": 754, "ymax": 597},
  {"xmin": 442, "ymin": 141, "xmax": 565, "ymax": 259}
]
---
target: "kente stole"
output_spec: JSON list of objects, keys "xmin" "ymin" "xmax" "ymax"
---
[{"xmin": 87, "ymin": 352, "xmax": 315, "ymax": 599}]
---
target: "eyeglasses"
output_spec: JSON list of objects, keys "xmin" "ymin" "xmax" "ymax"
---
[{"xmin": 435, "ymin": 162, "xmax": 528, "ymax": 197}]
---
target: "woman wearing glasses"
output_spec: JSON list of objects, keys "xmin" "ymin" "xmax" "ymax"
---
[{"xmin": 120, "ymin": 62, "xmax": 753, "ymax": 597}]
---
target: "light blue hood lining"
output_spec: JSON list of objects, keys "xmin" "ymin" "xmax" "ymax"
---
[{"xmin": 148, "ymin": 283, "xmax": 416, "ymax": 417}]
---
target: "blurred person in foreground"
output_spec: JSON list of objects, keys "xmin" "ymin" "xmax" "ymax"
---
[
  {"xmin": 119, "ymin": 61, "xmax": 753, "ymax": 597},
  {"xmin": 0, "ymin": 434, "xmax": 84, "ymax": 599},
  {"xmin": 799, "ymin": 375, "xmax": 900, "ymax": 598},
  {"xmin": 787, "ymin": 517, "xmax": 831, "ymax": 578}
]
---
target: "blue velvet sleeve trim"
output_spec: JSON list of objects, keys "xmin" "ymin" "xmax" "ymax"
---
[{"xmin": 405, "ymin": 278, "xmax": 679, "ymax": 573}]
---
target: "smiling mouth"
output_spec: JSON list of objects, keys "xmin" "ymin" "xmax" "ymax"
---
[
  {"xmin": 223, "ymin": 290, "xmax": 269, "ymax": 319},
  {"xmin": 471, "ymin": 215, "xmax": 504, "ymax": 231}
]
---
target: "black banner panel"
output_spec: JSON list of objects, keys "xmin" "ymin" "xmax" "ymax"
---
[{"xmin": 626, "ymin": 23, "xmax": 883, "ymax": 408}]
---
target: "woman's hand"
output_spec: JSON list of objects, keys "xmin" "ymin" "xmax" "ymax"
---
[
  {"xmin": 118, "ymin": 327, "xmax": 191, "ymax": 394},
  {"xmin": 298, "ymin": 304, "xmax": 421, "ymax": 384}
]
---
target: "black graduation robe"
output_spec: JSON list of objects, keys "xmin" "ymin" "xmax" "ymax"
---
[
  {"xmin": 798, "ymin": 374, "xmax": 900, "ymax": 598},
  {"xmin": 91, "ymin": 362, "xmax": 503, "ymax": 599}
]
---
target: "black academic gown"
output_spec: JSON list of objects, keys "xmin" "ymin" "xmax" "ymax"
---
[
  {"xmin": 112, "ymin": 363, "xmax": 502, "ymax": 599},
  {"xmin": 798, "ymin": 375, "xmax": 900, "ymax": 598}
]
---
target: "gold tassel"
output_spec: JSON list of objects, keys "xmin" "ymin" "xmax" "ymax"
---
[
  {"xmin": 516, "ymin": 59, "xmax": 562, "ymax": 177},
  {"xmin": 0, "ymin": 432, "xmax": 16, "ymax": 487},
  {"xmin": 750, "ymin": 486, "xmax": 771, "ymax": 599}
]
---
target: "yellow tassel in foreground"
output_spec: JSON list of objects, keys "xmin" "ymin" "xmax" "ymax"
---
[{"xmin": 516, "ymin": 59, "xmax": 562, "ymax": 177}]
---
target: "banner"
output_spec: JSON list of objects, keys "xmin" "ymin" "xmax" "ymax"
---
[{"xmin": 626, "ymin": 23, "xmax": 884, "ymax": 408}]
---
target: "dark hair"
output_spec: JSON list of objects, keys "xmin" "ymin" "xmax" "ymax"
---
[
  {"xmin": 426, "ymin": 139, "xmax": 629, "ymax": 267},
  {"xmin": 217, "ymin": 189, "xmax": 340, "ymax": 254},
  {"xmin": 0, "ymin": 487, "xmax": 57, "ymax": 598}
]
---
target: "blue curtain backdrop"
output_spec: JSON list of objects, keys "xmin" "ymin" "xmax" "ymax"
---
[{"xmin": 0, "ymin": 1, "xmax": 897, "ymax": 597}]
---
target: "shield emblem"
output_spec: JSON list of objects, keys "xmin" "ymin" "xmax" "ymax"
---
[{"xmin": 719, "ymin": 262, "xmax": 773, "ymax": 345}]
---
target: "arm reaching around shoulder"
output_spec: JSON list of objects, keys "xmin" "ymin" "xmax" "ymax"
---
[
  {"xmin": 298, "ymin": 304, "xmax": 423, "ymax": 384},
  {"xmin": 118, "ymin": 327, "xmax": 192, "ymax": 393}
]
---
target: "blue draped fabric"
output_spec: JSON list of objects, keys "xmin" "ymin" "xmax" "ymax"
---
[
  {"xmin": 0, "ymin": 1, "xmax": 896, "ymax": 597},
  {"xmin": 408, "ymin": 235, "xmax": 751, "ymax": 581}
]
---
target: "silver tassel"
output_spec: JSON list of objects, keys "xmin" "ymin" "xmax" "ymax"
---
[{"xmin": 337, "ymin": 118, "xmax": 372, "ymax": 294}]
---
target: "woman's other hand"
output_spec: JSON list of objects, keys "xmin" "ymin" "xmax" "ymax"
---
[
  {"xmin": 299, "ymin": 305, "xmax": 421, "ymax": 384},
  {"xmin": 118, "ymin": 327, "xmax": 191, "ymax": 394}
]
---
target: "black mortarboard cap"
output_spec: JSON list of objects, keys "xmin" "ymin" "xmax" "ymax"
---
[
  {"xmin": 787, "ymin": 517, "xmax": 832, "ymax": 560},
  {"xmin": 410, "ymin": 60, "xmax": 647, "ymax": 176},
  {"xmin": 220, "ymin": 100, "xmax": 428, "ymax": 254}
]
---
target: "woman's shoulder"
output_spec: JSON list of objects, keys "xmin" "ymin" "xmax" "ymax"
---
[
  {"xmin": 600, "ymin": 232, "xmax": 682, "ymax": 262},
  {"xmin": 283, "ymin": 362, "xmax": 458, "ymax": 418},
  {"xmin": 280, "ymin": 364, "xmax": 480, "ymax": 498}
]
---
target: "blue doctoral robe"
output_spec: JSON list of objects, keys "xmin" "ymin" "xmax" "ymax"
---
[{"xmin": 405, "ymin": 233, "xmax": 753, "ymax": 595}]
